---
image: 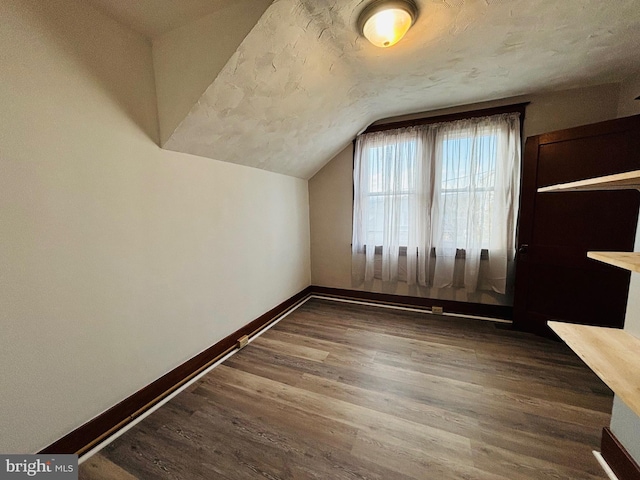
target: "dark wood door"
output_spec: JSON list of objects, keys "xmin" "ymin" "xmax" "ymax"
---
[{"xmin": 514, "ymin": 115, "xmax": 640, "ymax": 335}]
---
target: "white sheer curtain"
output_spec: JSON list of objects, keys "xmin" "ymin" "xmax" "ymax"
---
[
  {"xmin": 352, "ymin": 113, "xmax": 521, "ymax": 294},
  {"xmin": 352, "ymin": 127, "xmax": 433, "ymax": 285}
]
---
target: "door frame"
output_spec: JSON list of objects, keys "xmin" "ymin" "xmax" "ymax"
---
[{"xmin": 513, "ymin": 115, "xmax": 640, "ymax": 334}]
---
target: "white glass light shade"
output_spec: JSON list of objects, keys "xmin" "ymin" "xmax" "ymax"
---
[{"xmin": 358, "ymin": 0, "xmax": 417, "ymax": 48}]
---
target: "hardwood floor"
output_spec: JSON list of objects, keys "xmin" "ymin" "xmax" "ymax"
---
[{"xmin": 79, "ymin": 298, "xmax": 612, "ymax": 479}]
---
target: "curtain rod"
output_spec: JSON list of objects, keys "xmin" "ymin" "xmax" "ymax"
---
[{"xmin": 362, "ymin": 102, "xmax": 530, "ymax": 135}]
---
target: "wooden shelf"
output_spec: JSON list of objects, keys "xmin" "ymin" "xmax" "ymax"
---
[
  {"xmin": 538, "ymin": 169, "xmax": 640, "ymax": 193},
  {"xmin": 587, "ymin": 251, "xmax": 640, "ymax": 273},
  {"xmin": 548, "ymin": 321, "xmax": 640, "ymax": 417}
]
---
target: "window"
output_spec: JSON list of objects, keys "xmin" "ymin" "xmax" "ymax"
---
[
  {"xmin": 364, "ymin": 139, "xmax": 418, "ymax": 246},
  {"xmin": 439, "ymin": 130, "xmax": 498, "ymax": 250},
  {"xmin": 352, "ymin": 110, "xmax": 522, "ymax": 294}
]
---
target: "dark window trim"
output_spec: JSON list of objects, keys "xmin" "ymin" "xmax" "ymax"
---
[
  {"xmin": 361, "ymin": 102, "xmax": 528, "ymax": 135},
  {"xmin": 352, "ymin": 103, "xmax": 527, "ymax": 259}
]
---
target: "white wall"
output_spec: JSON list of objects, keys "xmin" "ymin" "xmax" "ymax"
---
[
  {"xmin": 608, "ymin": 72, "xmax": 640, "ymax": 463},
  {"xmin": 0, "ymin": 0, "xmax": 310, "ymax": 453},
  {"xmin": 609, "ymin": 218, "xmax": 640, "ymax": 463},
  {"xmin": 309, "ymin": 84, "xmax": 621, "ymax": 306}
]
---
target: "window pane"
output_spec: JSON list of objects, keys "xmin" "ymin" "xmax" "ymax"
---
[
  {"xmin": 364, "ymin": 139, "xmax": 417, "ymax": 247},
  {"xmin": 441, "ymin": 133, "xmax": 497, "ymax": 249}
]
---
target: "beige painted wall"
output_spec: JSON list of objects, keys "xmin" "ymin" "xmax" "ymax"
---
[
  {"xmin": 152, "ymin": 0, "xmax": 272, "ymax": 145},
  {"xmin": 309, "ymin": 144, "xmax": 354, "ymax": 290},
  {"xmin": 609, "ymin": 71, "xmax": 640, "ymax": 464},
  {"xmin": 617, "ymin": 70, "xmax": 640, "ymax": 118},
  {"xmin": 372, "ymin": 83, "xmax": 621, "ymax": 140},
  {"xmin": 309, "ymin": 83, "xmax": 621, "ymax": 305},
  {"xmin": 0, "ymin": 0, "xmax": 310, "ymax": 453}
]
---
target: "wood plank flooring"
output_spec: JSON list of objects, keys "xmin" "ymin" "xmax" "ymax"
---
[{"xmin": 79, "ymin": 298, "xmax": 612, "ymax": 480}]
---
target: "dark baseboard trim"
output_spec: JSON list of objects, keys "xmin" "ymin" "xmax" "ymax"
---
[
  {"xmin": 309, "ymin": 286, "xmax": 513, "ymax": 320},
  {"xmin": 40, "ymin": 286, "xmax": 313, "ymax": 456},
  {"xmin": 40, "ymin": 284, "xmax": 510, "ymax": 455},
  {"xmin": 601, "ymin": 427, "xmax": 640, "ymax": 480}
]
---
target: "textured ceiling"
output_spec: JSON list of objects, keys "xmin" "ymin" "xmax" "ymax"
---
[
  {"xmin": 88, "ymin": 0, "xmax": 240, "ymax": 38},
  {"xmin": 89, "ymin": 0, "xmax": 640, "ymax": 178},
  {"xmin": 162, "ymin": 0, "xmax": 640, "ymax": 178}
]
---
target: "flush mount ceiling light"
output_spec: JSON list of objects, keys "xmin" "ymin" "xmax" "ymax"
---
[{"xmin": 357, "ymin": 0, "xmax": 418, "ymax": 48}]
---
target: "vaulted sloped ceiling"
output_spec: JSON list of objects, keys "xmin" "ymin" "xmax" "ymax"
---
[
  {"xmin": 88, "ymin": 0, "xmax": 247, "ymax": 38},
  {"xmin": 92, "ymin": 0, "xmax": 640, "ymax": 178}
]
